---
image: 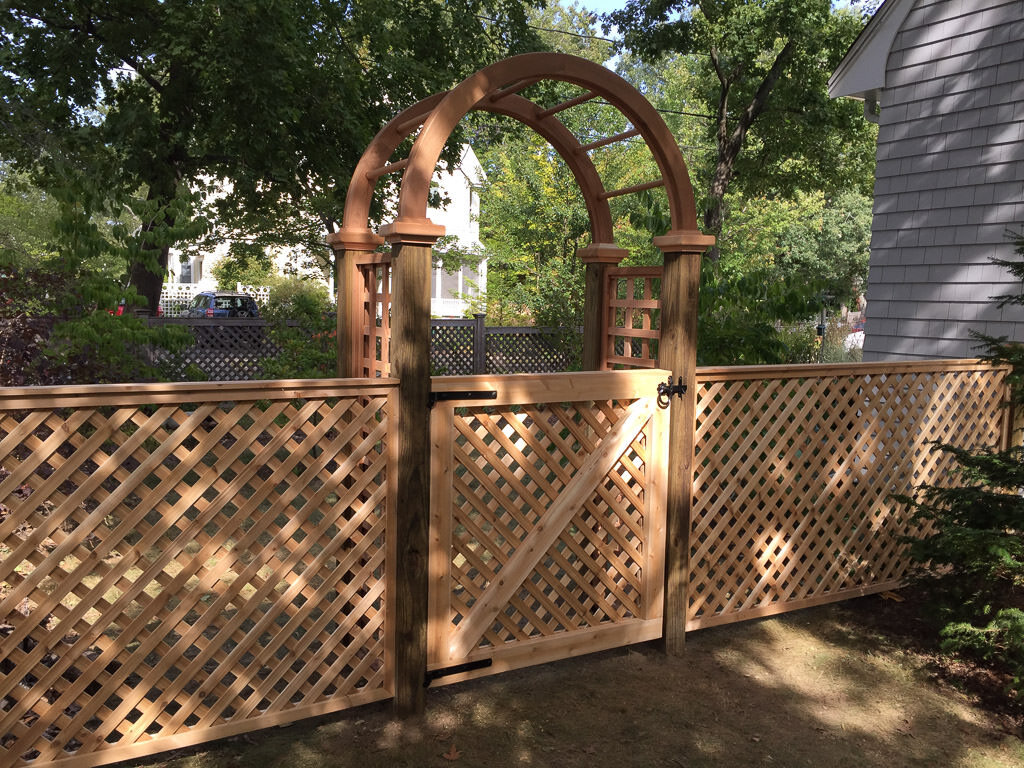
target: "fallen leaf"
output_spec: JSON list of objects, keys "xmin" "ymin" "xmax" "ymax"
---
[
  {"xmin": 751, "ymin": 735, "xmax": 761, "ymax": 742},
  {"xmin": 880, "ymin": 591, "xmax": 905, "ymax": 602},
  {"xmin": 442, "ymin": 744, "xmax": 462, "ymax": 761}
]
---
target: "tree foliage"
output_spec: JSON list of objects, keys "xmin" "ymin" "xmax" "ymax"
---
[
  {"xmin": 0, "ymin": 0, "xmax": 541, "ymax": 311},
  {"xmin": 608, "ymin": 0, "xmax": 876, "ymax": 256}
]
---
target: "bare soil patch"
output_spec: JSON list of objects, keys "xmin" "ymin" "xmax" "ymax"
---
[{"xmin": 134, "ymin": 596, "xmax": 1024, "ymax": 768}]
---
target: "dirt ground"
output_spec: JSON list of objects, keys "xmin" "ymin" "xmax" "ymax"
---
[{"xmin": 135, "ymin": 595, "xmax": 1024, "ymax": 768}]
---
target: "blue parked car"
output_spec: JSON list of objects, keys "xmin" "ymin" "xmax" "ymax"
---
[{"xmin": 183, "ymin": 291, "xmax": 260, "ymax": 318}]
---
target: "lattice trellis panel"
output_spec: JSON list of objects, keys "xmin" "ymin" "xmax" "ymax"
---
[
  {"xmin": 0, "ymin": 379, "xmax": 396, "ymax": 768},
  {"xmin": 357, "ymin": 256, "xmax": 392, "ymax": 379},
  {"xmin": 429, "ymin": 371, "xmax": 668, "ymax": 679},
  {"xmin": 602, "ymin": 267, "xmax": 661, "ymax": 370},
  {"xmin": 688, "ymin": 362, "xmax": 1009, "ymax": 630},
  {"xmin": 156, "ymin": 321, "xmax": 280, "ymax": 381}
]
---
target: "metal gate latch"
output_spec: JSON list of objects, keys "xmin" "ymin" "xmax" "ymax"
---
[{"xmin": 657, "ymin": 376, "xmax": 686, "ymax": 407}]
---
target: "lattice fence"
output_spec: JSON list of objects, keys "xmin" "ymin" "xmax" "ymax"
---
[
  {"xmin": 602, "ymin": 267, "xmax": 661, "ymax": 370},
  {"xmin": 688, "ymin": 361, "xmax": 1010, "ymax": 630},
  {"xmin": 485, "ymin": 328, "xmax": 576, "ymax": 374},
  {"xmin": 151, "ymin": 319, "xmax": 280, "ymax": 381},
  {"xmin": 0, "ymin": 379, "xmax": 396, "ymax": 768},
  {"xmin": 428, "ymin": 371, "xmax": 667, "ymax": 680}
]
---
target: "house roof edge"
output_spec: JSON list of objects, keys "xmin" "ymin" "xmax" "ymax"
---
[{"xmin": 828, "ymin": 0, "xmax": 916, "ymax": 101}]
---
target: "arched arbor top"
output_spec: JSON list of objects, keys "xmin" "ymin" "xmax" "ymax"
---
[{"xmin": 331, "ymin": 51, "xmax": 713, "ymax": 255}]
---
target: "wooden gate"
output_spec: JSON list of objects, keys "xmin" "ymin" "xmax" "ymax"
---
[{"xmin": 426, "ymin": 370, "xmax": 669, "ymax": 684}]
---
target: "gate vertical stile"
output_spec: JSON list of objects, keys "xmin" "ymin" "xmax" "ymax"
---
[
  {"xmin": 644, "ymin": 386, "xmax": 670, "ymax": 622},
  {"xmin": 428, "ymin": 402, "xmax": 455, "ymax": 670}
]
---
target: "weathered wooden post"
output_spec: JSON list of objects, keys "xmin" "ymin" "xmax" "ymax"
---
[
  {"xmin": 578, "ymin": 243, "xmax": 628, "ymax": 371},
  {"xmin": 327, "ymin": 228, "xmax": 384, "ymax": 378},
  {"xmin": 380, "ymin": 219, "xmax": 444, "ymax": 715},
  {"xmin": 654, "ymin": 230, "xmax": 714, "ymax": 654}
]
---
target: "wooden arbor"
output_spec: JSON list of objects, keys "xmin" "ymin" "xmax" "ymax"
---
[{"xmin": 330, "ymin": 52, "xmax": 714, "ymax": 713}]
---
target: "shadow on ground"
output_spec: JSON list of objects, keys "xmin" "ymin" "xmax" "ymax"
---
[{"xmin": 143, "ymin": 599, "xmax": 1024, "ymax": 768}]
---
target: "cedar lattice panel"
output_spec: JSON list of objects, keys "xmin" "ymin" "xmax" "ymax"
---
[
  {"xmin": 359, "ymin": 259, "xmax": 392, "ymax": 378},
  {"xmin": 688, "ymin": 364, "xmax": 1008, "ymax": 629},
  {"xmin": 434, "ymin": 381, "xmax": 664, "ymax": 665},
  {"xmin": 602, "ymin": 267, "xmax": 661, "ymax": 370},
  {"xmin": 0, "ymin": 381, "xmax": 395, "ymax": 768}
]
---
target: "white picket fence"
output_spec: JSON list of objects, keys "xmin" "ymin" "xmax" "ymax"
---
[{"xmin": 159, "ymin": 283, "xmax": 271, "ymax": 317}]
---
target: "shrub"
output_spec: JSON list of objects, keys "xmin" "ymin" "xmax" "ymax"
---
[{"xmin": 259, "ymin": 276, "xmax": 336, "ymax": 379}]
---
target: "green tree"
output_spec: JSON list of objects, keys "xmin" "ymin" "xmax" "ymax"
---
[
  {"xmin": 0, "ymin": 0, "xmax": 541, "ymax": 312},
  {"xmin": 717, "ymin": 189, "xmax": 871, "ymax": 307},
  {"xmin": 210, "ymin": 243, "xmax": 276, "ymax": 291},
  {"xmin": 0, "ymin": 165, "xmax": 59, "ymax": 268},
  {"xmin": 475, "ymin": 1, "xmax": 627, "ymax": 336},
  {"xmin": 608, "ymin": 0, "xmax": 876, "ymax": 257}
]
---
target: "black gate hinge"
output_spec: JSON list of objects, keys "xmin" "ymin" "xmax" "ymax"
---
[
  {"xmin": 429, "ymin": 390, "xmax": 498, "ymax": 408},
  {"xmin": 657, "ymin": 376, "xmax": 687, "ymax": 407}
]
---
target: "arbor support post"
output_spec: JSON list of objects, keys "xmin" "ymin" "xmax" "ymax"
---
[
  {"xmin": 578, "ymin": 243, "xmax": 628, "ymax": 371},
  {"xmin": 654, "ymin": 230, "xmax": 714, "ymax": 654},
  {"xmin": 328, "ymin": 227, "xmax": 384, "ymax": 378},
  {"xmin": 380, "ymin": 218, "xmax": 444, "ymax": 716}
]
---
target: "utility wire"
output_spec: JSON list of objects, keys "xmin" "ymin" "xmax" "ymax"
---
[{"xmin": 473, "ymin": 15, "xmax": 718, "ymax": 122}]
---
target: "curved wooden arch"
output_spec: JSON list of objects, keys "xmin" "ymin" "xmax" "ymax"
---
[
  {"xmin": 335, "ymin": 52, "xmax": 703, "ymax": 248},
  {"xmin": 393, "ymin": 52, "xmax": 699, "ymax": 237},
  {"xmin": 336, "ymin": 87, "xmax": 614, "ymax": 247}
]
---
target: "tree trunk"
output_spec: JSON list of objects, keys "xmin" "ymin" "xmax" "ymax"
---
[
  {"xmin": 702, "ymin": 40, "xmax": 797, "ymax": 262},
  {"xmin": 128, "ymin": 174, "xmax": 178, "ymax": 314}
]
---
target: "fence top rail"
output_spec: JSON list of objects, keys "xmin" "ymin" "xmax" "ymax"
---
[
  {"xmin": 432, "ymin": 369, "xmax": 670, "ymax": 406},
  {"xmin": 695, "ymin": 358, "xmax": 1007, "ymax": 383},
  {"xmin": 149, "ymin": 317, "xmax": 272, "ymax": 326},
  {"xmin": 0, "ymin": 377, "xmax": 399, "ymax": 410},
  {"xmin": 484, "ymin": 326, "xmax": 574, "ymax": 335}
]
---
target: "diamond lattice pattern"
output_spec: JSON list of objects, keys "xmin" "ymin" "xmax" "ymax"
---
[
  {"xmin": 0, "ymin": 385, "xmax": 393, "ymax": 767},
  {"xmin": 689, "ymin": 367, "xmax": 1008, "ymax": 629},
  {"xmin": 448, "ymin": 399, "xmax": 649, "ymax": 650}
]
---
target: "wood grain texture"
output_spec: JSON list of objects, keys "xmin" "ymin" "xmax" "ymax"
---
[
  {"xmin": 0, "ymin": 382, "xmax": 395, "ymax": 768},
  {"xmin": 428, "ymin": 371, "xmax": 669, "ymax": 677},
  {"xmin": 687, "ymin": 362, "xmax": 1009, "ymax": 630}
]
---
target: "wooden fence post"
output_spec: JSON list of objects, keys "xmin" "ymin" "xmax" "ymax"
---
[
  {"xmin": 578, "ymin": 244, "xmax": 628, "ymax": 371},
  {"xmin": 654, "ymin": 231, "xmax": 714, "ymax": 654},
  {"xmin": 381, "ymin": 220, "xmax": 444, "ymax": 715}
]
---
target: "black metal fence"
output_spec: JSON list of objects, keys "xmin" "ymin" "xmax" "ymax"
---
[
  {"xmin": 430, "ymin": 315, "xmax": 578, "ymax": 375},
  {"xmin": 152, "ymin": 315, "xmax": 579, "ymax": 381}
]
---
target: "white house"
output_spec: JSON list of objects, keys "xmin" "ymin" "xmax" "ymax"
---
[
  {"xmin": 169, "ymin": 145, "xmax": 487, "ymax": 318},
  {"xmin": 829, "ymin": 0, "xmax": 1024, "ymax": 360}
]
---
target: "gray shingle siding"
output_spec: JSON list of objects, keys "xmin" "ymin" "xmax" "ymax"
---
[{"xmin": 864, "ymin": 0, "xmax": 1024, "ymax": 361}]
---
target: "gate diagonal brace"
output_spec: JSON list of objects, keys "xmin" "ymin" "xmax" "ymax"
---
[
  {"xmin": 428, "ymin": 390, "xmax": 498, "ymax": 408},
  {"xmin": 657, "ymin": 376, "xmax": 687, "ymax": 408}
]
